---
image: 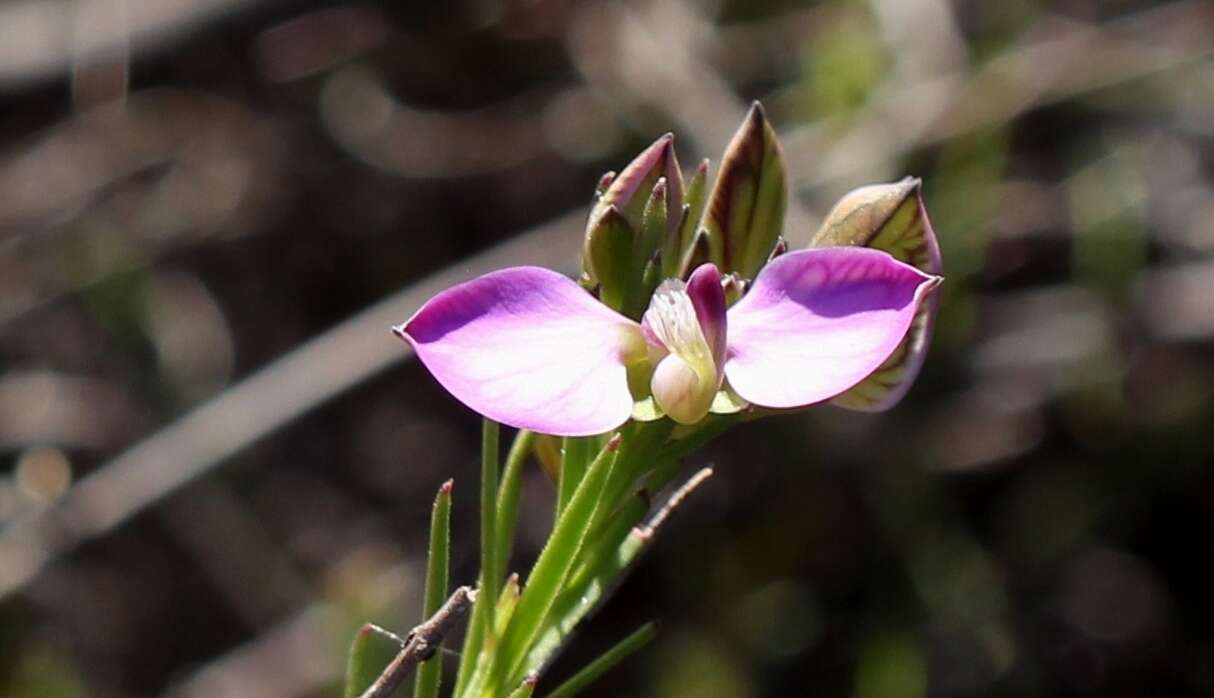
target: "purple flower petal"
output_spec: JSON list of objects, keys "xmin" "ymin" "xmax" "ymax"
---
[
  {"xmin": 832, "ymin": 187, "xmax": 943, "ymax": 411},
  {"xmin": 397, "ymin": 267, "xmax": 644, "ymax": 436},
  {"xmin": 685, "ymin": 263, "xmax": 727, "ymax": 366},
  {"xmin": 723, "ymin": 248, "xmax": 940, "ymax": 409}
]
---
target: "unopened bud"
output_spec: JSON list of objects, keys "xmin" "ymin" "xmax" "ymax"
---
[
  {"xmin": 811, "ymin": 177, "xmax": 940, "ymax": 275},
  {"xmin": 702, "ymin": 102, "xmax": 787, "ymax": 280}
]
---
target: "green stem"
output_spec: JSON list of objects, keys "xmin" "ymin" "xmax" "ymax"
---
[
  {"xmin": 452, "ymin": 601, "xmax": 484, "ymax": 698},
  {"xmin": 587, "ymin": 421, "xmax": 671, "ymax": 534},
  {"xmin": 475, "ymin": 434, "xmax": 623, "ymax": 695},
  {"xmin": 542, "ymin": 622, "xmax": 658, "ymax": 698},
  {"xmin": 556, "ymin": 437, "xmax": 591, "ymax": 517},
  {"xmin": 455, "ymin": 420, "xmax": 500, "ymax": 698},
  {"xmin": 496, "ymin": 430, "xmax": 536, "ymax": 586},
  {"xmin": 480, "ymin": 420, "xmax": 501, "ymax": 639}
]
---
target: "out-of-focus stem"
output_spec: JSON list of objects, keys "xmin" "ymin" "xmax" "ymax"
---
[{"xmin": 495, "ymin": 429, "xmax": 535, "ymax": 587}]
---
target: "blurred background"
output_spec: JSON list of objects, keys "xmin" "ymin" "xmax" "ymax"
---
[{"xmin": 2, "ymin": 0, "xmax": 1214, "ymax": 696}]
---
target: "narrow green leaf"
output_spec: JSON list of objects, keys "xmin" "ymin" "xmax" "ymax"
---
[
  {"xmin": 507, "ymin": 675, "xmax": 539, "ymax": 698},
  {"xmin": 346, "ymin": 624, "xmax": 404, "ymax": 698},
  {"xmin": 677, "ymin": 159, "xmax": 710, "ymax": 256},
  {"xmin": 587, "ymin": 421, "xmax": 672, "ymax": 536},
  {"xmin": 526, "ymin": 526, "xmax": 649, "ymax": 675},
  {"xmin": 495, "ymin": 574, "xmax": 522, "ymax": 638},
  {"xmin": 455, "ymin": 422, "xmax": 505, "ymax": 698},
  {"xmin": 495, "ymin": 429, "xmax": 536, "ymax": 585},
  {"xmin": 566, "ymin": 491, "xmax": 650, "ymax": 592},
  {"xmin": 478, "ymin": 434, "xmax": 624, "ymax": 694},
  {"xmin": 452, "ymin": 597, "xmax": 485, "ymax": 698},
  {"xmin": 636, "ymin": 178, "xmax": 669, "ymax": 280},
  {"xmin": 702, "ymin": 102, "xmax": 787, "ymax": 280},
  {"xmin": 556, "ymin": 437, "xmax": 591, "ymax": 518},
  {"xmin": 542, "ymin": 623, "xmax": 658, "ymax": 698},
  {"xmin": 414, "ymin": 480, "xmax": 453, "ymax": 698}
]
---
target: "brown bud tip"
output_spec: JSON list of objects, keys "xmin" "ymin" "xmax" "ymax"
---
[
  {"xmin": 439, "ymin": 479, "xmax": 454, "ymax": 495},
  {"xmin": 652, "ymin": 177, "xmax": 667, "ymax": 197},
  {"xmin": 695, "ymin": 158, "xmax": 710, "ymax": 176},
  {"xmin": 769, "ymin": 236, "xmax": 788, "ymax": 260},
  {"xmin": 607, "ymin": 433, "xmax": 623, "ymax": 451},
  {"xmin": 596, "ymin": 171, "xmax": 617, "ymax": 195},
  {"xmin": 356, "ymin": 623, "xmax": 375, "ymax": 638}
]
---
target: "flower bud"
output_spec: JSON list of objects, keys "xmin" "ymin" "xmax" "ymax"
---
[
  {"xmin": 811, "ymin": 177, "xmax": 939, "ymax": 274},
  {"xmin": 583, "ymin": 136, "xmax": 685, "ymax": 316},
  {"xmin": 583, "ymin": 206, "xmax": 636, "ymax": 312},
  {"xmin": 811, "ymin": 177, "xmax": 943, "ymax": 412},
  {"xmin": 702, "ymin": 102, "xmax": 788, "ymax": 280},
  {"xmin": 587, "ymin": 134, "xmax": 682, "ymax": 242},
  {"xmin": 663, "ymin": 159, "xmax": 710, "ymax": 279}
]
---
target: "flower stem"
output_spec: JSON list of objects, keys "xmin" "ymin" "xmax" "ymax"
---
[
  {"xmin": 480, "ymin": 420, "xmax": 501, "ymax": 643},
  {"xmin": 495, "ymin": 429, "xmax": 535, "ymax": 586},
  {"xmin": 556, "ymin": 437, "xmax": 592, "ymax": 517},
  {"xmin": 475, "ymin": 434, "xmax": 623, "ymax": 695}
]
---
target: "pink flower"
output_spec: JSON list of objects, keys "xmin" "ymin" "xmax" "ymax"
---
[{"xmin": 395, "ymin": 247, "xmax": 941, "ymax": 436}]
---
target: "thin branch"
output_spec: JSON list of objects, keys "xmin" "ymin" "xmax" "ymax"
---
[
  {"xmin": 637, "ymin": 467, "xmax": 714, "ymax": 538},
  {"xmin": 358, "ymin": 586, "xmax": 477, "ymax": 698}
]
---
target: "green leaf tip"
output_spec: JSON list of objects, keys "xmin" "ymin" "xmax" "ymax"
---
[{"xmin": 345, "ymin": 624, "xmax": 404, "ymax": 698}]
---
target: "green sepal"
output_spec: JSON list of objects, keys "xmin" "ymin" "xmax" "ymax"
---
[
  {"xmin": 811, "ymin": 177, "xmax": 927, "ymax": 264},
  {"xmin": 665, "ymin": 159, "xmax": 710, "ymax": 278},
  {"xmin": 583, "ymin": 206, "xmax": 636, "ymax": 313},
  {"xmin": 631, "ymin": 396, "xmax": 664, "ymax": 422},
  {"xmin": 662, "ymin": 204, "xmax": 692, "ymax": 279},
  {"xmin": 345, "ymin": 624, "xmax": 404, "ymax": 698},
  {"xmin": 811, "ymin": 177, "xmax": 943, "ymax": 412},
  {"xmin": 709, "ymin": 385, "xmax": 748, "ymax": 415},
  {"xmin": 702, "ymin": 102, "xmax": 788, "ymax": 280},
  {"xmin": 676, "ymin": 229, "xmax": 712, "ymax": 279},
  {"xmin": 586, "ymin": 134, "xmax": 682, "ymax": 252},
  {"xmin": 680, "ymin": 159, "xmax": 710, "ymax": 252},
  {"xmin": 636, "ymin": 179, "xmax": 669, "ymax": 284}
]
